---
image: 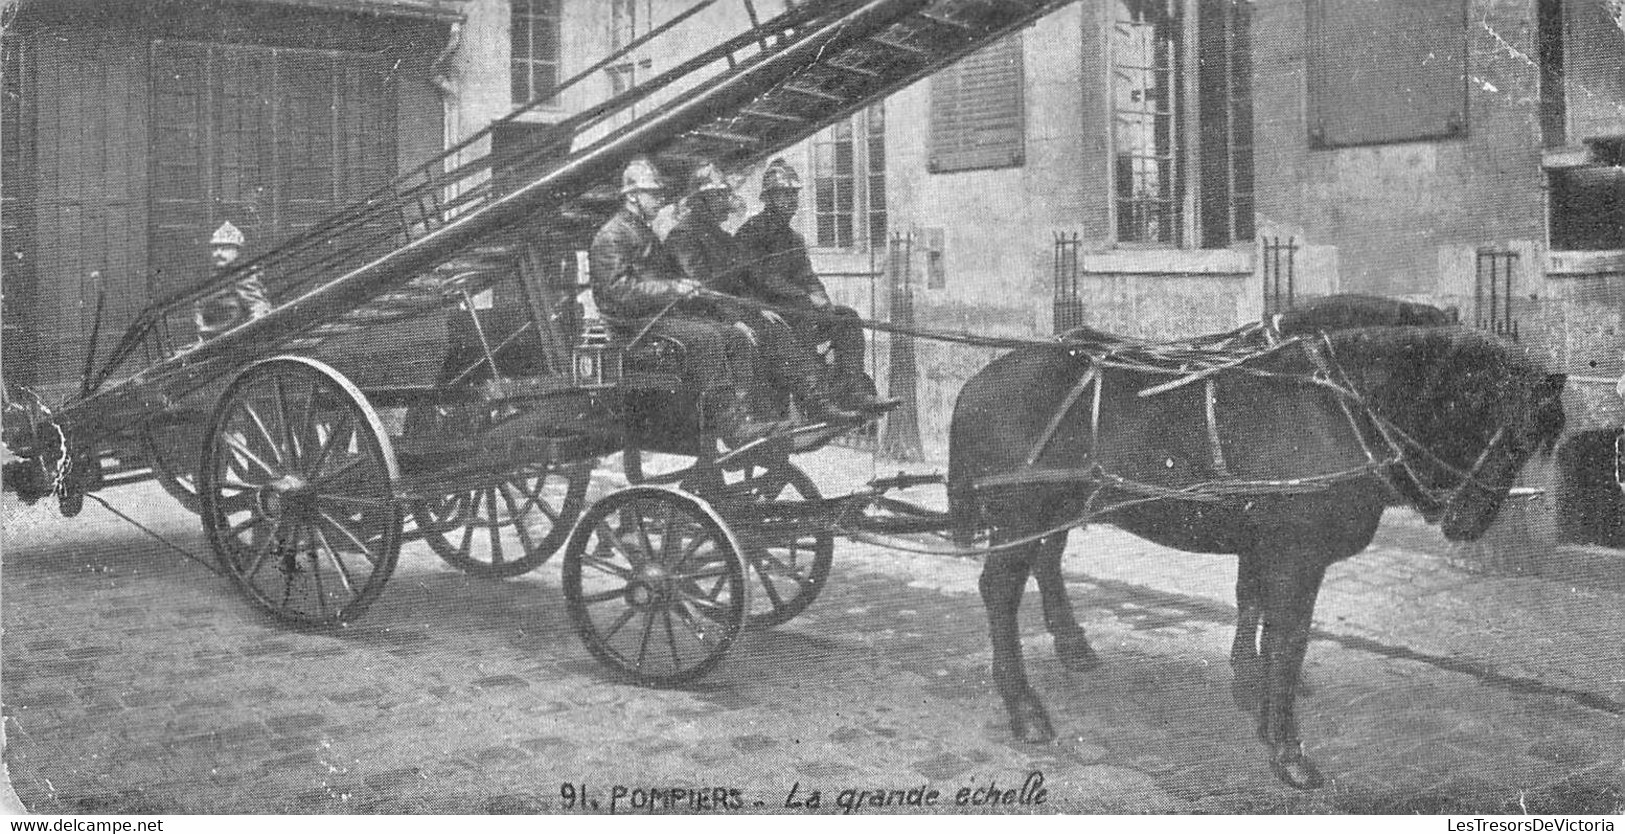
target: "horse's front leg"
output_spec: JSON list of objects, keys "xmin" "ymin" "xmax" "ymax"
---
[
  {"xmin": 981, "ymin": 544, "xmax": 1054, "ymax": 743},
  {"xmin": 1031, "ymin": 532, "xmax": 1100, "ymax": 672},
  {"xmin": 1256, "ymin": 553, "xmax": 1329, "ymax": 790},
  {"xmin": 1230, "ymin": 552, "xmax": 1264, "ymax": 714}
]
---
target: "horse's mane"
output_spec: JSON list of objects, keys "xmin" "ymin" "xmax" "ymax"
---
[
  {"xmin": 1059, "ymin": 294, "xmax": 1455, "ymax": 355},
  {"xmin": 1273, "ymin": 294, "xmax": 1454, "ymax": 336},
  {"xmin": 1324, "ymin": 326, "xmax": 1565, "ymax": 456}
]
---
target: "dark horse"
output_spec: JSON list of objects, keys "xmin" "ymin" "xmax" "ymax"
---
[{"xmin": 947, "ymin": 296, "xmax": 1566, "ymax": 789}]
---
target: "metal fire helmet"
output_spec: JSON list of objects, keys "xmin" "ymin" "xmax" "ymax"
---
[
  {"xmin": 620, "ymin": 157, "xmax": 666, "ymax": 195},
  {"xmin": 759, "ymin": 158, "xmax": 803, "ymax": 196},
  {"xmin": 687, "ymin": 162, "xmax": 731, "ymax": 197},
  {"xmin": 210, "ymin": 221, "xmax": 246, "ymax": 248},
  {"xmin": 572, "ymin": 317, "xmax": 621, "ymax": 389}
]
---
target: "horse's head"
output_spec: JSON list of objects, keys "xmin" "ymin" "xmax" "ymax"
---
[
  {"xmin": 1333, "ymin": 328, "xmax": 1567, "ymax": 542},
  {"xmin": 1437, "ymin": 367, "xmax": 1565, "ymax": 541}
]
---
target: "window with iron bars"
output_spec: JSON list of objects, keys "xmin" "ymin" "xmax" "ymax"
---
[
  {"xmin": 512, "ymin": 0, "xmax": 561, "ymax": 107},
  {"xmin": 1111, "ymin": 0, "xmax": 1254, "ymax": 247},
  {"xmin": 812, "ymin": 104, "xmax": 887, "ymax": 250}
]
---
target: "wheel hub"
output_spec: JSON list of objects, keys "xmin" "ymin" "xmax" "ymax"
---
[
  {"xmin": 258, "ymin": 474, "xmax": 316, "ymax": 521},
  {"xmin": 626, "ymin": 563, "xmax": 676, "ymax": 609}
]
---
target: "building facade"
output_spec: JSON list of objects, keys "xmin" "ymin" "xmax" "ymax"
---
[
  {"xmin": 1, "ymin": 0, "xmax": 458, "ymax": 395},
  {"xmin": 4, "ymin": 0, "xmax": 1622, "ymax": 460}
]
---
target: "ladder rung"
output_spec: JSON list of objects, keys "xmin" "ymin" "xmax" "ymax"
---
[
  {"xmin": 739, "ymin": 106, "xmax": 807, "ymax": 124},
  {"xmin": 827, "ymin": 59, "xmax": 881, "ymax": 78},
  {"xmin": 780, "ymin": 82, "xmax": 846, "ymax": 103},
  {"xmin": 867, "ymin": 34, "xmax": 930, "ymax": 56},
  {"xmin": 690, "ymin": 127, "xmax": 763, "ymax": 148}
]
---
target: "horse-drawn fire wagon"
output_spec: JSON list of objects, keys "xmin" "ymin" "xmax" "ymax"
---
[{"xmin": 0, "ymin": 0, "xmax": 1569, "ymax": 790}]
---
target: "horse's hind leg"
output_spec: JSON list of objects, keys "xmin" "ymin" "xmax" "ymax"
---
[
  {"xmin": 1031, "ymin": 532, "xmax": 1099, "ymax": 672},
  {"xmin": 981, "ymin": 539, "xmax": 1055, "ymax": 743}
]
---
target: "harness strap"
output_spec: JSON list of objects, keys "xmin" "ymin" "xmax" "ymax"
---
[
  {"xmin": 1022, "ymin": 363, "xmax": 1099, "ymax": 468},
  {"xmin": 1204, "ymin": 377, "xmax": 1232, "ymax": 478}
]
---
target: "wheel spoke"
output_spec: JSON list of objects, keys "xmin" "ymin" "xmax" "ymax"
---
[
  {"xmin": 500, "ymin": 483, "xmax": 538, "ymax": 556},
  {"xmin": 673, "ymin": 600, "xmax": 715, "ymax": 640},
  {"xmin": 272, "ymin": 371, "xmax": 301, "ymax": 466},
  {"xmin": 456, "ymin": 506, "xmax": 476, "ymax": 559},
  {"xmin": 485, "ymin": 488, "xmax": 505, "ymax": 566},
  {"xmin": 579, "ymin": 587, "xmax": 626, "ymax": 604},
  {"xmin": 580, "ymin": 552, "xmax": 633, "ymax": 580},
  {"xmin": 756, "ymin": 565, "xmax": 787, "ymax": 611},
  {"xmin": 307, "ymin": 411, "xmax": 354, "ymax": 478},
  {"xmin": 594, "ymin": 519, "xmax": 639, "ymax": 566},
  {"xmin": 673, "ymin": 530, "xmax": 711, "ymax": 572},
  {"xmin": 240, "ymin": 516, "xmax": 282, "ymax": 579},
  {"xmin": 678, "ymin": 564, "xmax": 733, "ymax": 582},
  {"xmin": 316, "ymin": 508, "xmax": 379, "ymax": 563},
  {"xmin": 628, "ymin": 498, "xmax": 657, "ymax": 563},
  {"xmin": 312, "ymin": 525, "xmax": 361, "ymax": 597},
  {"xmin": 304, "ymin": 526, "xmax": 331, "ymax": 620},
  {"xmin": 222, "ymin": 432, "xmax": 278, "ymax": 480},
  {"xmin": 634, "ymin": 608, "xmax": 657, "ymax": 671},
  {"xmin": 237, "ymin": 399, "xmax": 286, "ymax": 467},
  {"xmin": 317, "ymin": 492, "xmax": 395, "ymax": 509},
  {"xmin": 600, "ymin": 605, "xmax": 639, "ymax": 641},
  {"xmin": 225, "ymin": 512, "xmax": 262, "ymax": 540},
  {"xmin": 664, "ymin": 610, "xmax": 683, "ymax": 670}
]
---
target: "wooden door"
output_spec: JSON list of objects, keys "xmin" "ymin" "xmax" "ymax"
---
[{"xmin": 148, "ymin": 40, "xmax": 397, "ymax": 303}]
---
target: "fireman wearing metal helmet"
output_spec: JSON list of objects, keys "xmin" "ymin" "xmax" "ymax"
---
[
  {"xmin": 193, "ymin": 220, "xmax": 271, "ymax": 343},
  {"xmin": 735, "ymin": 158, "xmax": 894, "ymax": 413},
  {"xmin": 588, "ymin": 157, "xmax": 785, "ymax": 445},
  {"xmin": 666, "ymin": 161, "xmax": 863, "ymax": 425}
]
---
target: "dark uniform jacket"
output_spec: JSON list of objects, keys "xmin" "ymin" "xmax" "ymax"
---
[
  {"xmin": 665, "ymin": 212, "xmax": 745, "ymax": 295},
  {"xmin": 588, "ymin": 207, "xmax": 688, "ymax": 321},
  {"xmin": 733, "ymin": 211, "xmax": 828, "ymax": 307}
]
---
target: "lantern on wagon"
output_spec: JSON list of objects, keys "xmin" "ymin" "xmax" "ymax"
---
[{"xmin": 573, "ymin": 317, "xmax": 621, "ymax": 389}]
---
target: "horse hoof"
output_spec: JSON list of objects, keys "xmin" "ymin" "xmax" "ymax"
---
[
  {"xmin": 1008, "ymin": 697, "xmax": 1056, "ymax": 743},
  {"xmin": 1269, "ymin": 751, "xmax": 1325, "ymax": 790},
  {"xmin": 1055, "ymin": 633, "xmax": 1101, "ymax": 672}
]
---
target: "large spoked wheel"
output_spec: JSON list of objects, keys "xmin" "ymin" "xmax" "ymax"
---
[
  {"xmin": 714, "ymin": 460, "xmax": 834, "ymax": 630},
  {"xmin": 199, "ymin": 356, "xmax": 402, "ymax": 627},
  {"xmin": 416, "ymin": 461, "xmax": 592, "ymax": 578},
  {"xmin": 563, "ymin": 486, "xmax": 749, "ymax": 686}
]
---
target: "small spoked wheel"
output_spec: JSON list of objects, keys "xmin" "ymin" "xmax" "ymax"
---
[
  {"xmin": 562, "ymin": 486, "xmax": 748, "ymax": 686},
  {"xmin": 416, "ymin": 462, "xmax": 591, "ymax": 578},
  {"xmin": 713, "ymin": 460, "xmax": 834, "ymax": 630},
  {"xmin": 199, "ymin": 356, "xmax": 401, "ymax": 627}
]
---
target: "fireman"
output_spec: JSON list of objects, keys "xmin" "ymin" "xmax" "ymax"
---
[
  {"xmin": 666, "ymin": 161, "xmax": 863, "ymax": 425},
  {"xmin": 588, "ymin": 157, "xmax": 785, "ymax": 446},
  {"xmin": 193, "ymin": 220, "xmax": 271, "ymax": 342},
  {"xmin": 734, "ymin": 158, "xmax": 892, "ymax": 412}
]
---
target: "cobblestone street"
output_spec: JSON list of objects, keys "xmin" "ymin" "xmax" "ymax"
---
[{"xmin": 3, "ymin": 449, "xmax": 1622, "ymax": 814}]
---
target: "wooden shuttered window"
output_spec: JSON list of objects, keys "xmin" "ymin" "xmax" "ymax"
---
[
  {"xmin": 929, "ymin": 33, "xmax": 1024, "ymax": 173},
  {"xmin": 1306, "ymin": 0, "xmax": 1468, "ymax": 149}
]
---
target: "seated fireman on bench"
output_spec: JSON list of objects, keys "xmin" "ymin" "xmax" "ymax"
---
[
  {"xmin": 588, "ymin": 158, "xmax": 784, "ymax": 447},
  {"xmin": 734, "ymin": 158, "xmax": 893, "ymax": 413},
  {"xmin": 665, "ymin": 161, "xmax": 863, "ymax": 426}
]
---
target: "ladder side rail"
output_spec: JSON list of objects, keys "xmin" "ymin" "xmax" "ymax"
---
[
  {"xmin": 64, "ymin": 0, "xmax": 933, "ymax": 431},
  {"xmin": 90, "ymin": 0, "xmax": 839, "ymax": 390}
]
